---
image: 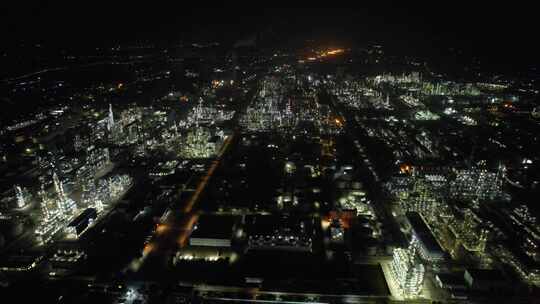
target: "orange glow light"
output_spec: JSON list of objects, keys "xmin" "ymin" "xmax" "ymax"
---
[
  {"xmin": 326, "ymin": 49, "xmax": 344, "ymax": 55},
  {"xmin": 400, "ymin": 164, "xmax": 412, "ymax": 174},
  {"xmin": 143, "ymin": 243, "xmax": 154, "ymax": 255},
  {"xmin": 321, "ymin": 219, "xmax": 331, "ymax": 230},
  {"xmin": 156, "ymin": 224, "xmax": 168, "ymax": 234}
]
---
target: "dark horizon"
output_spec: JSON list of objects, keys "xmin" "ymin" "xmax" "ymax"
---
[{"xmin": 2, "ymin": 3, "xmax": 539, "ymax": 67}]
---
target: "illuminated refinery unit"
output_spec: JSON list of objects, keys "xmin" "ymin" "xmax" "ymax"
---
[
  {"xmin": 180, "ymin": 127, "xmax": 223, "ymax": 159},
  {"xmin": 390, "ymin": 246, "xmax": 425, "ymax": 298},
  {"xmin": 449, "ymin": 166, "xmax": 505, "ymax": 201},
  {"xmin": 14, "ymin": 185, "xmax": 27, "ymax": 209},
  {"xmin": 34, "ymin": 172, "xmax": 77, "ymax": 245}
]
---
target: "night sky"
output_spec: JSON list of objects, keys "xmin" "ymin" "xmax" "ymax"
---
[{"xmin": 2, "ymin": 3, "xmax": 539, "ymax": 67}]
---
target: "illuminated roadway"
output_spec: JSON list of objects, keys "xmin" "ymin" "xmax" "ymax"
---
[
  {"xmin": 132, "ymin": 75, "xmax": 259, "ymax": 275},
  {"xmin": 138, "ymin": 133, "xmax": 235, "ymax": 268},
  {"xmin": 188, "ymin": 282, "xmax": 391, "ymax": 304},
  {"xmin": 183, "ymin": 134, "xmax": 233, "ymax": 214}
]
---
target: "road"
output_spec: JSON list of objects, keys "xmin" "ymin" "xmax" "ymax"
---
[
  {"xmin": 182, "ymin": 134, "xmax": 234, "ymax": 214},
  {"xmin": 139, "ymin": 133, "xmax": 235, "ymax": 268},
  {"xmin": 194, "ymin": 283, "xmax": 390, "ymax": 304},
  {"xmin": 131, "ymin": 74, "xmax": 259, "ymax": 276}
]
